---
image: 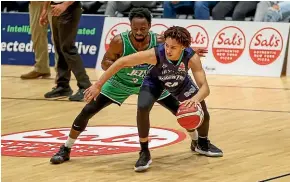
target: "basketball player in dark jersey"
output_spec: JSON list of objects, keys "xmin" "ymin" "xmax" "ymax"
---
[
  {"xmin": 49, "ymin": 8, "xmax": 207, "ymax": 165},
  {"xmin": 84, "ymin": 26, "xmax": 223, "ymax": 172}
]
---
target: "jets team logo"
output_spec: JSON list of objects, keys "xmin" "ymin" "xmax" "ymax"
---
[
  {"xmin": 178, "ymin": 62, "xmax": 186, "ymax": 72},
  {"xmin": 1, "ymin": 126, "xmax": 186, "ymax": 157}
]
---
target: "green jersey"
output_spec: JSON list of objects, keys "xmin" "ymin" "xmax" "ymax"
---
[
  {"xmin": 101, "ymin": 31, "xmax": 169, "ymax": 105},
  {"xmin": 108, "ymin": 31, "xmax": 157, "ymax": 90}
]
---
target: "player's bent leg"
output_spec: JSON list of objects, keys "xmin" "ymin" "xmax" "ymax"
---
[
  {"xmin": 134, "ymin": 85, "xmax": 160, "ymax": 172},
  {"xmin": 157, "ymin": 93, "xmax": 199, "ymax": 150},
  {"xmin": 50, "ymin": 94, "xmax": 114, "ymax": 164},
  {"xmin": 195, "ymin": 101, "xmax": 223, "ymax": 157}
]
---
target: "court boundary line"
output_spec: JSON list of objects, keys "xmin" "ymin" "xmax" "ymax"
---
[{"xmin": 259, "ymin": 172, "xmax": 290, "ymax": 182}]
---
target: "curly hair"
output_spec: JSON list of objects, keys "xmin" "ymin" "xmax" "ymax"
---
[
  {"xmin": 164, "ymin": 26, "xmax": 191, "ymax": 47},
  {"xmin": 129, "ymin": 8, "xmax": 152, "ymax": 24}
]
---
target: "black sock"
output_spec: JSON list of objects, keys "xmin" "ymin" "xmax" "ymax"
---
[
  {"xmin": 198, "ymin": 136, "xmax": 208, "ymax": 146},
  {"xmin": 140, "ymin": 141, "xmax": 149, "ymax": 151}
]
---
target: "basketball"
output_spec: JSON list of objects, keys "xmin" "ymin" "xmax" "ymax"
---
[{"xmin": 176, "ymin": 103, "xmax": 204, "ymax": 130}]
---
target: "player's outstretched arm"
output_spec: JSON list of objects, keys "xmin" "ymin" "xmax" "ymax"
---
[
  {"xmin": 84, "ymin": 48, "xmax": 157, "ymax": 103},
  {"xmin": 97, "ymin": 48, "xmax": 157, "ymax": 87},
  {"xmin": 190, "ymin": 53, "xmax": 210, "ymax": 101}
]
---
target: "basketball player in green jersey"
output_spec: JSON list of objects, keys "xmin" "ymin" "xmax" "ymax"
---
[{"xmin": 50, "ymin": 8, "xmax": 207, "ymax": 164}]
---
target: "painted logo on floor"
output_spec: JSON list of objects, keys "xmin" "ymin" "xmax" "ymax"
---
[{"xmin": 1, "ymin": 126, "xmax": 186, "ymax": 157}]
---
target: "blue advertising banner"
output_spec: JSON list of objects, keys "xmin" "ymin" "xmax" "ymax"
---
[{"xmin": 1, "ymin": 13, "xmax": 105, "ymax": 68}]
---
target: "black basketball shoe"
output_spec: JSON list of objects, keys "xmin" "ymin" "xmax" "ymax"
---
[
  {"xmin": 50, "ymin": 145, "xmax": 71, "ymax": 164},
  {"xmin": 195, "ymin": 139, "xmax": 223, "ymax": 157},
  {"xmin": 134, "ymin": 150, "xmax": 152, "ymax": 172}
]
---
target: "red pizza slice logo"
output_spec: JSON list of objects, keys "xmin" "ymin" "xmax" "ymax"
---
[
  {"xmin": 1, "ymin": 126, "xmax": 186, "ymax": 157},
  {"xmin": 249, "ymin": 27, "xmax": 283, "ymax": 65},
  {"xmin": 212, "ymin": 26, "xmax": 246, "ymax": 64},
  {"xmin": 186, "ymin": 25, "xmax": 209, "ymax": 50},
  {"xmin": 105, "ymin": 23, "xmax": 130, "ymax": 51},
  {"xmin": 151, "ymin": 24, "xmax": 168, "ymax": 36}
]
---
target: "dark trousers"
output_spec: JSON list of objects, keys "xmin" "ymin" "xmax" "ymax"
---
[
  {"xmin": 51, "ymin": 2, "xmax": 91, "ymax": 89},
  {"xmin": 212, "ymin": 1, "xmax": 258, "ymax": 21}
]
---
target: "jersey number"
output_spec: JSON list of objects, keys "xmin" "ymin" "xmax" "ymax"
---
[
  {"xmin": 165, "ymin": 82, "xmax": 178, "ymax": 87},
  {"xmin": 132, "ymin": 78, "xmax": 138, "ymax": 83}
]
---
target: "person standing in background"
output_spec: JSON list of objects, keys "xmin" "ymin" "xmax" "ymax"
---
[
  {"xmin": 40, "ymin": 1, "xmax": 92, "ymax": 101},
  {"xmin": 21, "ymin": 1, "xmax": 58, "ymax": 79}
]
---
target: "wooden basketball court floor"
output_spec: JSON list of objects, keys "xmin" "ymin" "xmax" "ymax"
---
[{"xmin": 1, "ymin": 65, "xmax": 290, "ymax": 182}]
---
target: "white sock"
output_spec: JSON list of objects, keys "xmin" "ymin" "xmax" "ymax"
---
[
  {"xmin": 187, "ymin": 130, "xmax": 198, "ymax": 141},
  {"xmin": 65, "ymin": 137, "xmax": 76, "ymax": 148}
]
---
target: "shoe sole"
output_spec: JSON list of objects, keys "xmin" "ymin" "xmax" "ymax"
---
[
  {"xmin": 45, "ymin": 91, "xmax": 73, "ymax": 100},
  {"xmin": 20, "ymin": 74, "xmax": 51, "ymax": 79},
  {"xmin": 195, "ymin": 147, "xmax": 223, "ymax": 157},
  {"xmin": 134, "ymin": 159, "xmax": 152, "ymax": 172},
  {"xmin": 50, "ymin": 158, "xmax": 70, "ymax": 164},
  {"xmin": 45, "ymin": 95, "xmax": 71, "ymax": 100}
]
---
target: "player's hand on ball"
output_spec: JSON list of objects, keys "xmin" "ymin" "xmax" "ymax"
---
[
  {"xmin": 182, "ymin": 98, "xmax": 201, "ymax": 108},
  {"xmin": 84, "ymin": 84, "xmax": 101, "ymax": 103}
]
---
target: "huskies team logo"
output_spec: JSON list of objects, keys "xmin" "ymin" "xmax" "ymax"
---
[
  {"xmin": 212, "ymin": 26, "xmax": 246, "ymax": 64},
  {"xmin": 178, "ymin": 62, "xmax": 186, "ymax": 72},
  {"xmin": 249, "ymin": 27, "xmax": 283, "ymax": 65},
  {"xmin": 105, "ymin": 23, "xmax": 131, "ymax": 51},
  {"xmin": 186, "ymin": 25, "xmax": 209, "ymax": 49},
  {"xmin": 1, "ymin": 126, "xmax": 186, "ymax": 157}
]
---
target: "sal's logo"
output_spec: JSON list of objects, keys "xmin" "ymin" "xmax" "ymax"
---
[
  {"xmin": 212, "ymin": 26, "xmax": 246, "ymax": 64},
  {"xmin": 249, "ymin": 27, "xmax": 283, "ymax": 65},
  {"xmin": 105, "ymin": 22, "xmax": 130, "ymax": 51},
  {"xmin": 151, "ymin": 24, "xmax": 168, "ymax": 36},
  {"xmin": 186, "ymin": 25, "xmax": 209, "ymax": 49},
  {"xmin": 1, "ymin": 126, "xmax": 186, "ymax": 157}
]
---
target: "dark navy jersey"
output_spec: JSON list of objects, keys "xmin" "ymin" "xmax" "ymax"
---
[{"xmin": 143, "ymin": 43, "xmax": 199, "ymax": 102}]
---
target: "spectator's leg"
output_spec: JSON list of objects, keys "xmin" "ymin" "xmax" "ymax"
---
[
  {"xmin": 29, "ymin": 2, "xmax": 50, "ymax": 74},
  {"xmin": 163, "ymin": 1, "xmax": 177, "ymax": 18},
  {"xmin": 194, "ymin": 1, "xmax": 218, "ymax": 20},
  {"xmin": 254, "ymin": 1, "xmax": 273, "ymax": 21},
  {"xmin": 104, "ymin": 1, "xmax": 131, "ymax": 17},
  {"xmin": 279, "ymin": 2, "xmax": 290, "ymax": 21},
  {"xmin": 212, "ymin": 1, "xmax": 237, "ymax": 20},
  {"xmin": 232, "ymin": 1, "xmax": 259, "ymax": 21},
  {"xmin": 47, "ymin": 6, "xmax": 59, "ymax": 74}
]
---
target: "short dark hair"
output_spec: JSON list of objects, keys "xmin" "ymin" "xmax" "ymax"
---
[
  {"xmin": 164, "ymin": 26, "xmax": 191, "ymax": 47},
  {"xmin": 129, "ymin": 8, "xmax": 152, "ymax": 24}
]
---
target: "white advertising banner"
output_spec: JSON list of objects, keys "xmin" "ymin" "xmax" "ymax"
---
[{"xmin": 96, "ymin": 17, "xmax": 290, "ymax": 77}]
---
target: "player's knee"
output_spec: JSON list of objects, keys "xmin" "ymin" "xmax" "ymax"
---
[
  {"xmin": 81, "ymin": 104, "xmax": 98, "ymax": 118},
  {"xmin": 137, "ymin": 101, "xmax": 152, "ymax": 114}
]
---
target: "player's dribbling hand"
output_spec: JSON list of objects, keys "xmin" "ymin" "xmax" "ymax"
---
[
  {"xmin": 194, "ymin": 48, "xmax": 208, "ymax": 57},
  {"xmin": 181, "ymin": 97, "xmax": 201, "ymax": 108},
  {"xmin": 83, "ymin": 84, "xmax": 101, "ymax": 103}
]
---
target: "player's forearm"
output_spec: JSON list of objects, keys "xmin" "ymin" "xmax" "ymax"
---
[
  {"xmin": 96, "ymin": 59, "xmax": 129, "ymax": 87},
  {"xmin": 193, "ymin": 84, "xmax": 210, "ymax": 102}
]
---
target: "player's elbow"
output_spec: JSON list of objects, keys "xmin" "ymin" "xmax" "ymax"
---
[
  {"xmin": 101, "ymin": 62, "xmax": 108, "ymax": 71},
  {"xmin": 206, "ymin": 85, "xmax": 210, "ymax": 97}
]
